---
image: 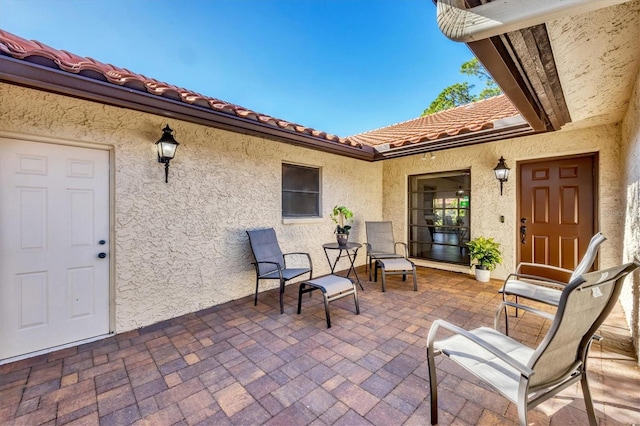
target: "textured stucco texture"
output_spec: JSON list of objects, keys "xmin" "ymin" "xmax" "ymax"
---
[
  {"xmin": 0, "ymin": 83, "xmax": 383, "ymax": 332},
  {"xmin": 382, "ymin": 125, "xmax": 623, "ymax": 281},
  {"xmin": 620, "ymin": 64, "xmax": 640, "ymax": 356},
  {"xmin": 2, "ymin": 80, "xmax": 638, "ymax": 355}
]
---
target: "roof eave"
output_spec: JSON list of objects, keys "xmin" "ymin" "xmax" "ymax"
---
[
  {"xmin": 371, "ymin": 121, "xmax": 537, "ymax": 160},
  {"xmin": 431, "ymin": 0, "xmax": 569, "ymax": 133},
  {"xmin": 466, "ymin": 37, "xmax": 550, "ymax": 132},
  {"xmin": 0, "ymin": 56, "xmax": 376, "ymax": 161}
]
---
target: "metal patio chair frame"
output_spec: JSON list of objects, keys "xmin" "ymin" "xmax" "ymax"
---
[
  {"xmin": 499, "ymin": 232, "xmax": 606, "ymax": 333},
  {"xmin": 427, "ymin": 260, "xmax": 639, "ymax": 426},
  {"xmin": 247, "ymin": 228, "xmax": 313, "ymax": 314},
  {"xmin": 365, "ymin": 221, "xmax": 408, "ymax": 281}
]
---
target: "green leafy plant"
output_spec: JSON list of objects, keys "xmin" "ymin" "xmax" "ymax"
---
[
  {"xmin": 422, "ymin": 58, "xmax": 502, "ymax": 115},
  {"xmin": 330, "ymin": 205, "xmax": 353, "ymax": 235},
  {"xmin": 466, "ymin": 236, "xmax": 503, "ymax": 271}
]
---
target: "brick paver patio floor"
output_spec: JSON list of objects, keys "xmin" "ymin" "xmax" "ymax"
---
[{"xmin": 1, "ymin": 267, "xmax": 639, "ymax": 425}]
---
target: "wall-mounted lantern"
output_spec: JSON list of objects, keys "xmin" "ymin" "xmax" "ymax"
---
[
  {"xmin": 156, "ymin": 125, "xmax": 180, "ymax": 183},
  {"xmin": 493, "ymin": 156, "xmax": 510, "ymax": 196}
]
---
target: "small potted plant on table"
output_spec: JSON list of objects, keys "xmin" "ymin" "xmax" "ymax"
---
[
  {"xmin": 330, "ymin": 205, "xmax": 353, "ymax": 246},
  {"xmin": 466, "ymin": 236, "xmax": 503, "ymax": 282}
]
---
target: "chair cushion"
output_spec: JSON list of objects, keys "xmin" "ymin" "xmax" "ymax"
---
[
  {"xmin": 370, "ymin": 252, "xmax": 404, "ymax": 260},
  {"xmin": 303, "ymin": 275, "xmax": 353, "ymax": 296},
  {"xmin": 377, "ymin": 258, "xmax": 414, "ymax": 272},
  {"xmin": 260, "ymin": 267, "xmax": 310, "ymax": 281},
  {"xmin": 436, "ymin": 326, "xmax": 534, "ymax": 404},
  {"xmin": 500, "ymin": 280, "xmax": 562, "ymax": 306}
]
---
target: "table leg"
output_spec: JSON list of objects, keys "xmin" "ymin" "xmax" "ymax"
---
[
  {"xmin": 324, "ymin": 248, "xmax": 340, "ymax": 274},
  {"xmin": 345, "ymin": 249, "xmax": 364, "ymax": 291}
]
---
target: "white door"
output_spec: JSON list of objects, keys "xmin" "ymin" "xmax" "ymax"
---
[{"xmin": 0, "ymin": 138, "xmax": 110, "ymax": 360}]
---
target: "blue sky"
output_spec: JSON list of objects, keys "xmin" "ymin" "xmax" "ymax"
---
[{"xmin": 0, "ymin": 0, "xmax": 477, "ymax": 136}]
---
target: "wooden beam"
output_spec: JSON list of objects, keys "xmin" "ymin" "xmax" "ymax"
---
[{"xmin": 467, "ymin": 37, "xmax": 549, "ymax": 132}]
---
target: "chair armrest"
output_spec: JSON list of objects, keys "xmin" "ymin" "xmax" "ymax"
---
[
  {"xmin": 394, "ymin": 242, "xmax": 408, "ymax": 258},
  {"xmin": 365, "ymin": 243, "xmax": 372, "ymax": 255},
  {"xmin": 252, "ymin": 261, "xmax": 283, "ymax": 278},
  {"xmin": 494, "ymin": 301, "xmax": 555, "ymax": 330},
  {"xmin": 427, "ymin": 319, "xmax": 534, "ymax": 378},
  {"xmin": 283, "ymin": 252, "xmax": 313, "ymax": 271},
  {"xmin": 515, "ymin": 262, "xmax": 573, "ymax": 277},
  {"xmin": 503, "ymin": 272, "xmax": 568, "ymax": 289}
]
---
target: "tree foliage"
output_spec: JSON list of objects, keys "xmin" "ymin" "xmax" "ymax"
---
[
  {"xmin": 422, "ymin": 82, "xmax": 475, "ymax": 116},
  {"xmin": 422, "ymin": 58, "xmax": 502, "ymax": 116}
]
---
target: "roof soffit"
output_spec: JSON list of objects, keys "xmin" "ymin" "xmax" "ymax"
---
[
  {"xmin": 442, "ymin": 0, "xmax": 640, "ymax": 133},
  {"xmin": 546, "ymin": 0, "xmax": 640, "ymax": 129}
]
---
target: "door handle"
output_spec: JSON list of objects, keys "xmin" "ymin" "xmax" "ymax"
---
[
  {"xmin": 520, "ymin": 218, "xmax": 527, "ymax": 244},
  {"xmin": 98, "ymin": 252, "xmax": 107, "ymax": 259}
]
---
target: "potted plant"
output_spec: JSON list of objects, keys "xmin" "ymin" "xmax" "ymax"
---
[
  {"xmin": 330, "ymin": 205, "xmax": 353, "ymax": 246},
  {"xmin": 466, "ymin": 236, "xmax": 503, "ymax": 282}
]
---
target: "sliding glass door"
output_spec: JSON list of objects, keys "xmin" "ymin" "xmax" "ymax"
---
[{"xmin": 408, "ymin": 170, "xmax": 470, "ymax": 265}]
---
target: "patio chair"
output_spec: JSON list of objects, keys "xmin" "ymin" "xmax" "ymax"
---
[
  {"xmin": 247, "ymin": 228, "xmax": 313, "ymax": 314},
  {"xmin": 427, "ymin": 260, "xmax": 639, "ymax": 426},
  {"xmin": 499, "ymin": 232, "xmax": 606, "ymax": 332},
  {"xmin": 365, "ymin": 221, "xmax": 407, "ymax": 281}
]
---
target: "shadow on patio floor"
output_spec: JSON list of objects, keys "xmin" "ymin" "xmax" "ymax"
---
[{"xmin": 1, "ymin": 267, "xmax": 638, "ymax": 425}]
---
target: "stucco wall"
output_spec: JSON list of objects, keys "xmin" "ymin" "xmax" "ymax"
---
[
  {"xmin": 382, "ymin": 125, "xmax": 622, "ymax": 281},
  {"xmin": 620, "ymin": 66, "xmax": 640, "ymax": 356},
  {"xmin": 0, "ymin": 83, "xmax": 383, "ymax": 332}
]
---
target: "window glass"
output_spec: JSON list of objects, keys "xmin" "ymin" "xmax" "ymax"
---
[{"xmin": 282, "ymin": 164, "xmax": 320, "ymax": 217}]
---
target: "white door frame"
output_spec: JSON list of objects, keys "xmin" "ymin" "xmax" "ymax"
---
[{"xmin": 0, "ymin": 130, "xmax": 115, "ymax": 362}]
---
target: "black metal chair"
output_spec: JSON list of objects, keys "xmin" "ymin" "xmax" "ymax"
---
[{"xmin": 247, "ymin": 228, "xmax": 312, "ymax": 314}]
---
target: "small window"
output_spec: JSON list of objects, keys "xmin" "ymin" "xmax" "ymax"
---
[{"xmin": 282, "ymin": 163, "xmax": 320, "ymax": 217}]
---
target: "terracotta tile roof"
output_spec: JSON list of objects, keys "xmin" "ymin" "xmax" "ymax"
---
[
  {"xmin": 347, "ymin": 95, "xmax": 521, "ymax": 148},
  {"xmin": 0, "ymin": 29, "xmax": 358, "ymax": 148},
  {"xmin": 0, "ymin": 29, "xmax": 530, "ymax": 157}
]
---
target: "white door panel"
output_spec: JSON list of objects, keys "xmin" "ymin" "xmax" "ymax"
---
[{"xmin": 1, "ymin": 139, "xmax": 110, "ymax": 360}]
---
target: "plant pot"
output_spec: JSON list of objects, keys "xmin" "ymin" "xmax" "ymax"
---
[
  {"xmin": 475, "ymin": 267, "xmax": 491, "ymax": 282},
  {"xmin": 336, "ymin": 233, "xmax": 349, "ymax": 247}
]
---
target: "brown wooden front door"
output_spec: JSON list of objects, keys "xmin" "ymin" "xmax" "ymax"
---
[{"xmin": 518, "ymin": 154, "xmax": 597, "ymax": 280}]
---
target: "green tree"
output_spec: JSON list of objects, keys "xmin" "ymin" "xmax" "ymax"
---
[
  {"xmin": 422, "ymin": 82, "xmax": 476, "ymax": 115},
  {"xmin": 422, "ymin": 58, "xmax": 501, "ymax": 116}
]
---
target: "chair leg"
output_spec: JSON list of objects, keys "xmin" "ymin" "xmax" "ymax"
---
[
  {"xmin": 504, "ymin": 304, "xmax": 510, "ymax": 336},
  {"xmin": 323, "ymin": 294, "xmax": 332, "ymax": 328},
  {"xmin": 412, "ymin": 267, "xmax": 417, "ymax": 291},
  {"xmin": 517, "ymin": 400, "xmax": 529, "ymax": 426},
  {"xmin": 374, "ymin": 261, "xmax": 379, "ymax": 282},
  {"xmin": 502, "ymin": 291, "xmax": 511, "ymax": 336},
  {"xmin": 381, "ymin": 268, "xmax": 386, "ymax": 292},
  {"xmin": 426, "ymin": 347, "xmax": 438, "ymax": 425},
  {"xmin": 581, "ymin": 372, "xmax": 598, "ymax": 426},
  {"xmin": 279, "ymin": 279, "xmax": 285, "ymax": 314},
  {"xmin": 366, "ymin": 254, "xmax": 369, "ymax": 274},
  {"xmin": 516, "ymin": 383, "xmax": 529, "ymax": 426},
  {"xmin": 297, "ymin": 283, "xmax": 305, "ymax": 314},
  {"xmin": 254, "ymin": 277, "xmax": 260, "ymax": 306},
  {"xmin": 353, "ymin": 286, "xmax": 360, "ymax": 315}
]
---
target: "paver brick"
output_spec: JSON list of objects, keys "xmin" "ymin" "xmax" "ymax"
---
[{"xmin": 0, "ymin": 267, "xmax": 637, "ymax": 425}]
